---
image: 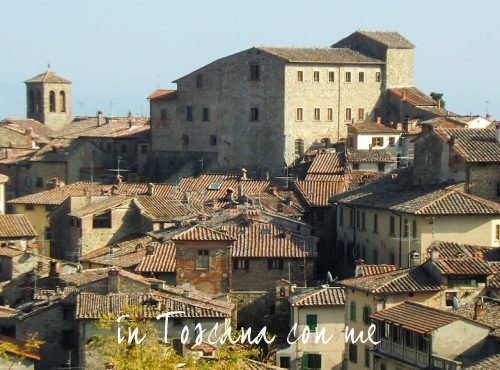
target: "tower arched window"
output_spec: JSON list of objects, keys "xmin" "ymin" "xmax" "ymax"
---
[
  {"xmin": 49, "ymin": 91, "xmax": 56, "ymax": 112},
  {"xmin": 28, "ymin": 90, "xmax": 35, "ymax": 113},
  {"xmin": 294, "ymin": 139, "xmax": 304, "ymax": 156},
  {"xmin": 35, "ymin": 90, "xmax": 41, "ymax": 113},
  {"xmin": 59, "ymin": 91, "xmax": 66, "ymax": 112},
  {"xmin": 182, "ymin": 134, "xmax": 189, "ymax": 146}
]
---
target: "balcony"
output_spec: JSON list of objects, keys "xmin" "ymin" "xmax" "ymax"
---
[{"xmin": 377, "ymin": 338, "xmax": 429, "ymax": 368}]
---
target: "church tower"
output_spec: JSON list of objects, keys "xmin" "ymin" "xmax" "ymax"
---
[{"xmin": 25, "ymin": 71, "xmax": 72, "ymax": 130}]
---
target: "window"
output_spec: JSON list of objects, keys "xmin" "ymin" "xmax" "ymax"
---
[
  {"xmin": 403, "ymin": 218, "xmax": 409, "ymax": 238},
  {"xmin": 196, "ymin": 250, "xmax": 209, "ymax": 269},
  {"xmin": 321, "ymin": 138, "xmax": 330, "ymax": 147},
  {"xmin": 373, "ymin": 214, "xmax": 378, "ymax": 233},
  {"xmin": 378, "ymin": 163, "xmax": 385, "ymax": 172},
  {"xmin": 182, "ymin": 134, "xmax": 189, "ymax": 146},
  {"xmin": 294, "ymin": 139, "xmax": 304, "ymax": 156},
  {"xmin": 28, "ymin": 90, "xmax": 35, "ymax": 113},
  {"xmin": 372, "ymin": 137, "xmax": 384, "ymax": 147},
  {"xmin": 349, "ymin": 343, "xmax": 357, "ymax": 363},
  {"xmin": 233, "ymin": 259, "xmax": 249, "ymax": 270},
  {"xmin": 358, "ymin": 108, "xmax": 364, "ymax": 120},
  {"xmin": 186, "ymin": 106, "xmax": 193, "ymax": 121},
  {"xmin": 25, "ymin": 204, "xmax": 35, "ymax": 211},
  {"xmin": 327, "ymin": 108, "xmax": 333, "ymax": 121},
  {"xmin": 350, "ymin": 301, "xmax": 356, "ymax": 322},
  {"xmin": 306, "ymin": 314, "xmax": 317, "ymax": 331},
  {"xmin": 426, "ymin": 154, "xmax": 431, "ymax": 164},
  {"xmin": 376, "ymin": 72, "xmax": 381, "ymax": 82},
  {"xmin": 345, "ymin": 108, "xmax": 352, "ymax": 121},
  {"xmin": 196, "ymin": 74, "xmax": 203, "ymax": 88},
  {"xmin": 361, "ymin": 212, "xmax": 366, "ymax": 230},
  {"xmin": 202, "ymin": 108, "xmax": 210, "ymax": 121},
  {"xmin": 49, "ymin": 90, "xmax": 56, "ymax": 112},
  {"xmin": 445, "ymin": 292, "xmax": 457, "ymax": 307},
  {"xmin": 405, "ymin": 330, "xmax": 415, "ymax": 348},
  {"xmin": 359, "ymin": 72, "xmax": 365, "ymax": 82},
  {"xmin": 328, "ymin": 71, "xmax": 335, "ymax": 82},
  {"xmin": 268, "ymin": 259, "xmax": 284, "ymax": 270},
  {"xmin": 302, "ymin": 353, "xmax": 322, "ymax": 369},
  {"xmin": 417, "ymin": 333, "xmax": 429, "ymax": 352},
  {"xmin": 250, "ymin": 107, "xmax": 259, "ymax": 121},
  {"xmin": 297, "ymin": 71, "xmax": 303, "ymax": 82},
  {"xmin": 364, "ymin": 346, "xmax": 371, "ymax": 368},
  {"xmin": 44, "ymin": 226, "xmax": 52, "ymax": 241},
  {"xmin": 313, "ymin": 71, "xmax": 320, "ymax": 82},
  {"xmin": 389, "ymin": 137, "xmax": 396, "ymax": 146},
  {"xmin": 59, "ymin": 91, "xmax": 66, "ymax": 112},
  {"xmin": 141, "ymin": 144, "xmax": 148, "ymax": 154},
  {"xmin": 36, "ymin": 177, "xmax": 43, "ymax": 188},
  {"xmin": 345, "ymin": 72, "xmax": 351, "ymax": 82},
  {"xmin": 296, "ymin": 108, "xmax": 303, "ymax": 121},
  {"xmin": 362, "ymin": 306, "xmax": 372, "ymax": 325},
  {"xmin": 250, "ymin": 64, "xmax": 260, "ymax": 80},
  {"xmin": 389, "ymin": 216, "xmax": 395, "ymax": 235},
  {"xmin": 412, "ymin": 220, "xmax": 417, "ymax": 238},
  {"xmin": 314, "ymin": 108, "xmax": 320, "ymax": 121},
  {"xmin": 349, "ymin": 209, "xmax": 354, "ymax": 228},
  {"xmin": 93, "ymin": 211, "xmax": 111, "ymax": 229},
  {"xmin": 280, "ymin": 357, "xmax": 290, "ymax": 368},
  {"xmin": 339, "ymin": 207, "xmax": 344, "ymax": 226},
  {"xmin": 209, "ymin": 135, "xmax": 217, "ymax": 146},
  {"xmin": 161, "ymin": 109, "xmax": 168, "ymax": 120},
  {"xmin": 389, "ymin": 252, "xmax": 395, "ymax": 265},
  {"xmin": 496, "ymin": 224, "xmax": 500, "ymax": 240}
]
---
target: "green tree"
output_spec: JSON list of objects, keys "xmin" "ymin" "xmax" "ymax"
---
[{"xmin": 0, "ymin": 334, "xmax": 43, "ymax": 370}]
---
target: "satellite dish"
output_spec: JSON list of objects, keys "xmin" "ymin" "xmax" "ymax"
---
[{"xmin": 327, "ymin": 271, "xmax": 334, "ymax": 283}]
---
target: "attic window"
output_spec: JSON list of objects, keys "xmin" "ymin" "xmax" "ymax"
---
[
  {"xmin": 260, "ymin": 229, "xmax": 271, "ymax": 235},
  {"xmin": 207, "ymin": 183, "xmax": 221, "ymax": 190},
  {"xmin": 93, "ymin": 210, "xmax": 111, "ymax": 229}
]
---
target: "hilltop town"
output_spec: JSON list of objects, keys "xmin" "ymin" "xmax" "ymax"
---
[{"xmin": 0, "ymin": 30, "xmax": 499, "ymax": 370}]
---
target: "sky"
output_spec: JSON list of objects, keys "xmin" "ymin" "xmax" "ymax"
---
[{"xmin": 1, "ymin": 0, "xmax": 499, "ymax": 119}]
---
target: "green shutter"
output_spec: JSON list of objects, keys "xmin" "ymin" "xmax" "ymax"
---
[
  {"xmin": 306, "ymin": 315, "xmax": 317, "ymax": 331},
  {"xmin": 302, "ymin": 353, "xmax": 308, "ymax": 369},
  {"xmin": 350, "ymin": 301, "xmax": 356, "ymax": 321}
]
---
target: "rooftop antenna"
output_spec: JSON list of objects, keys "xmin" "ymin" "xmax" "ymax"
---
[
  {"xmin": 47, "ymin": 62, "xmax": 51, "ymax": 70},
  {"xmin": 484, "ymin": 100, "xmax": 489, "ymax": 116}
]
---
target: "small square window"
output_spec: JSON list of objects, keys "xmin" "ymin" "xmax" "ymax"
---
[
  {"xmin": 345, "ymin": 72, "xmax": 351, "ymax": 83},
  {"xmin": 268, "ymin": 259, "xmax": 284, "ymax": 270},
  {"xmin": 378, "ymin": 163, "xmax": 385, "ymax": 172},
  {"xmin": 186, "ymin": 106, "xmax": 193, "ymax": 121},
  {"xmin": 296, "ymin": 108, "xmax": 303, "ymax": 121},
  {"xmin": 328, "ymin": 71, "xmax": 335, "ymax": 82},
  {"xmin": 389, "ymin": 137, "xmax": 396, "ymax": 146},
  {"xmin": 297, "ymin": 71, "xmax": 303, "ymax": 82},
  {"xmin": 359, "ymin": 72, "xmax": 364, "ymax": 82},
  {"xmin": 313, "ymin": 71, "xmax": 320, "ymax": 82},
  {"xmin": 25, "ymin": 204, "xmax": 35, "ymax": 211},
  {"xmin": 202, "ymin": 108, "xmax": 210, "ymax": 122},
  {"xmin": 250, "ymin": 108, "xmax": 259, "ymax": 121},
  {"xmin": 233, "ymin": 259, "xmax": 249, "ymax": 270},
  {"xmin": 196, "ymin": 250, "xmax": 209, "ymax": 269}
]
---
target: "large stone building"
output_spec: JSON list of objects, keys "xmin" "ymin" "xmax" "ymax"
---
[{"xmin": 148, "ymin": 31, "xmax": 418, "ymax": 179}]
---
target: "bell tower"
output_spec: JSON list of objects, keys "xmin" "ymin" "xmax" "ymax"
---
[{"xmin": 25, "ymin": 70, "xmax": 72, "ymax": 130}]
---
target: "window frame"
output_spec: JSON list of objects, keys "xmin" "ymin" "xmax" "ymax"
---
[
  {"xmin": 297, "ymin": 70, "xmax": 303, "ymax": 82},
  {"xmin": 196, "ymin": 250, "xmax": 210, "ymax": 270},
  {"xmin": 328, "ymin": 71, "xmax": 335, "ymax": 82},
  {"xmin": 186, "ymin": 106, "xmax": 193, "ymax": 121},
  {"xmin": 358, "ymin": 71, "xmax": 365, "ymax": 83},
  {"xmin": 249, "ymin": 64, "xmax": 260, "ymax": 81},
  {"xmin": 202, "ymin": 107, "xmax": 210, "ymax": 122},
  {"xmin": 313, "ymin": 71, "xmax": 320, "ymax": 82},
  {"xmin": 327, "ymin": 108, "xmax": 333, "ymax": 121},
  {"xmin": 345, "ymin": 72, "xmax": 351, "ymax": 83},
  {"xmin": 345, "ymin": 108, "xmax": 352, "ymax": 121},
  {"xmin": 296, "ymin": 108, "xmax": 303, "ymax": 121},
  {"xmin": 250, "ymin": 107, "xmax": 259, "ymax": 121},
  {"xmin": 306, "ymin": 314, "xmax": 318, "ymax": 331},
  {"xmin": 314, "ymin": 108, "xmax": 320, "ymax": 121},
  {"xmin": 92, "ymin": 210, "xmax": 112, "ymax": 229}
]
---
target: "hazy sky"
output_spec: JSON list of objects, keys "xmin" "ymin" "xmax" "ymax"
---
[{"xmin": 1, "ymin": 0, "xmax": 499, "ymax": 119}]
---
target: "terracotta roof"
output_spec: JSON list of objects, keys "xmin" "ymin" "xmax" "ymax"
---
[
  {"xmin": 135, "ymin": 242, "xmax": 176, "ymax": 273},
  {"xmin": 304, "ymin": 174, "xmax": 345, "ymax": 181},
  {"xmin": 257, "ymin": 47, "xmax": 383, "ymax": 64},
  {"xmin": 68, "ymin": 195, "xmax": 133, "ymax": 218},
  {"xmin": 0, "ymin": 335, "xmax": 41, "ymax": 361},
  {"xmin": 172, "ymin": 225, "xmax": 235, "ymax": 242},
  {"xmin": 0, "ymin": 245, "xmax": 24, "ymax": 257},
  {"xmin": 294, "ymin": 179, "xmax": 347, "ymax": 207},
  {"xmin": 291, "ymin": 287, "xmax": 345, "ymax": 307},
  {"xmin": 332, "ymin": 170, "xmax": 500, "ymax": 215},
  {"xmin": 9, "ymin": 182, "xmax": 177, "ymax": 205},
  {"xmin": 227, "ymin": 223, "xmax": 317, "ymax": 258},
  {"xmin": 0, "ymin": 214, "xmax": 37, "ymax": 238},
  {"xmin": 28, "ymin": 138, "xmax": 96, "ymax": 162},
  {"xmin": 429, "ymin": 241, "xmax": 497, "ymax": 260},
  {"xmin": 247, "ymin": 193, "xmax": 305, "ymax": 218},
  {"xmin": 57, "ymin": 267, "xmax": 153, "ymax": 287},
  {"xmin": 0, "ymin": 306, "xmax": 17, "ymax": 318},
  {"xmin": 0, "ymin": 148, "xmax": 37, "ymax": 164},
  {"xmin": 462, "ymin": 354, "xmax": 500, "ymax": 370},
  {"xmin": 340, "ymin": 266, "xmax": 442, "ymax": 294},
  {"xmin": 52, "ymin": 115, "xmax": 149, "ymax": 139},
  {"xmin": 433, "ymin": 258, "xmax": 496, "ymax": 275},
  {"xmin": 243, "ymin": 359, "xmax": 286, "ymax": 370},
  {"xmin": 449, "ymin": 300, "xmax": 500, "ymax": 338},
  {"xmin": 135, "ymin": 196, "xmax": 205, "ymax": 222},
  {"xmin": 25, "ymin": 71, "xmax": 71, "ymax": 84},
  {"xmin": 356, "ymin": 264, "xmax": 397, "ymax": 277},
  {"xmin": 346, "ymin": 171, "xmax": 385, "ymax": 190},
  {"xmin": 370, "ymin": 301, "xmax": 485, "ymax": 334},
  {"xmin": 347, "ymin": 149, "xmax": 396, "ymax": 163},
  {"xmin": 388, "ymin": 87, "xmax": 437, "ymax": 106},
  {"xmin": 306, "ymin": 151, "xmax": 345, "ymax": 175},
  {"xmin": 147, "ymin": 89, "xmax": 177, "ymax": 101},
  {"xmin": 335, "ymin": 31, "xmax": 415, "ymax": 49},
  {"xmin": 1, "ymin": 118, "xmax": 55, "ymax": 143},
  {"xmin": 348, "ymin": 121, "xmax": 401, "ymax": 134},
  {"xmin": 75, "ymin": 291, "xmax": 232, "ymax": 319},
  {"xmin": 432, "ymin": 128, "xmax": 500, "ymax": 163}
]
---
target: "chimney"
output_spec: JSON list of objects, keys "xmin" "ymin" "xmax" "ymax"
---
[
  {"xmin": 269, "ymin": 186, "xmax": 278, "ymax": 195},
  {"xmin": 128, "ymin": 111, "xmax": 133, "ymax": 128},
  {"xmin": 110, "ymin": 184, "xmax": 118, "ymax": 195},
  {"xmin": 108, "ymin": 267, "xmax": 120, "ymax": 293},
  {"xmin": 49, "ymin": 177, "xmax": 61, "ymax": 189},
  {"xmin": 97, "ymin": 111, "xmax": 103, "ymax": 127},
  {"xmin": 402, "ymin": 92, "xmax": 406, "ymax": 101},
  {"xmin": 496, "ymin": 122, "xmax": 500, "ymax": 144},
  {"xmin": 376, "ymin": 116, "xmax": 382, "ymax": 125},
  {"xmin": 285, "ymin": 195, "xmax": 293, "ymax": 206},
  {"xmin": 241, "ymin": 168, "xmax": 248, "ymax": 181},
  {"xmin": 49, "ymin": 261, "xmax": 59, "ymax": 278},
  {"xmin": 113, "ymin": 175, "xmax": 123, "ymax": 187},
  {"xmin": 485, "ymin": 113, "xmax": 491, "ymax": 121},
  {"xmin": 438, "ymin": 99, "xmax": 442, "ymax": 109},
  {"xmin": 430, "ymin": 248, "xmax": 440, "ymax": 262},
  {"xmin": 182, "ymin": 192, "xmax": 190, "ymax": 204},
  {"xmin": 473, "ymin": 301, "xmax": 484, "ymax": 320},
  {"xmin": 225, "ymin": 188, "xmax": 234, "ymax": 202},
  {"xmin": 277, "ymin": 203, "xmax": 285, "ymax": 212},
  {"xmin": 146, "ymin": 183, "xmax": 154, "ymax": 196},
  {"xmin": 354, "ymin": 259, "xmax": 365, "ymax": 277}
]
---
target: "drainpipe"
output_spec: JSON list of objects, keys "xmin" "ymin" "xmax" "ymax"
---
[{"xmin": 391, "ymin": 211, "xmax": 403, "ymax": 268}]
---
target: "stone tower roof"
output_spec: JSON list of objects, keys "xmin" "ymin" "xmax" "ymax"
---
[{"xmin": 24, "ymin": 71, "xmax": 71, "ymax": 84}]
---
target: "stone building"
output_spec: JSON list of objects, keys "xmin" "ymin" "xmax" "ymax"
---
[
  {"xmin": 148, "ymin": 31, "xmax": 417, "ymax": 178},
  {"xmin": 25, "ymin": 71, "xmax": 72, "ymax": 131}
]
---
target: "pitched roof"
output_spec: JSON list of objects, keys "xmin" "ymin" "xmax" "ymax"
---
[
  {"xmin": 306, "ymin": 152, "xmax": 345, "ymax": 176},
  {"xmin": 75, "ymin": 291, "xmax": 232, "ymax": 319},
  {"xmin": 243, "ymin": 359, "xmax": 286, "ymax": 370},
  {"xmin": 433, "ymin": 258, "xmax": 496, "ymax": 275},
  {"xmin": 346, "ymin": 171, "xmax": 385, "ymax": 190},
  {"xmin": 172, "ymin": 225, "xmax": 235, "ymax": 242},
  {"xmin": 340, "ymin": 266, "xmax": 442, "ymax": 294},
  {"xmin": 0, "ymin": 335, "xmax": 41, "ymax": 361},
  {"xmin": 348, "ymin": 121, "xmax": 401, "ymax": 134},
  {"xmin": 388, "ymin": 87, "xmax": 437, "ymax": 106},
  {"xmin": 462, "ymin": 354, "xmax": 500, "ymax": 370},
  {"xmin": 0, "ymin": 306, "xmax": 17, "ymax": 318},
  {"xmin": 432, "ymin": 128, "xmax": 500, "ymax": 163},
  {"xmin": 1, "ymin": 118, "xmax": 55, "ymax": 142},
  {"xmin": 134, "ymin": 196, "xmax": 205, "ymax": 222},
  {"xmin": 347, "ymin": 149, "xmax": 396, "ymax": 163},
  {"xmin": 429, "ymin": 241, "xmax": 498, "ymax": 260},
  {"xmin": 0, "ymin": 214, "xmax": 37, "ymax": 238},
  {"xmin": 28, "ymin": 138, "xmax": 93, "ymax": 162},
  {"xmin": 294, "ymin": 179, "xmax": 347, "ymax": 207},
  {"xmin": 147, "ymin": 89, "xmax": 177, "ymax": 101},
  {"xmin": 135, "ymin": 242, "xmax": 176, "ymax": 273},
  {"xmin": 370, "ymin": 301, "xmax": 486, "ymax": 334},
  {"xmin": 355, "ymin": 31, "xmax": 415, "ymax": 49},
  {"xmin": 0, "ymin": 245, "xmax": 24, "ymax": 257},
  {"xmin": 247, "ymin": 192, "xmax": 305, "ymax": 218},
  {"xmin": 257, "ymin": 47, "xmax": 383, "ymax": 64},
  {"xmin": 57, "ymin": 267, "xmax": 154, "ymax": 287},
  {"xmin": 356, "ymin": 264, "xmax": 397, "ymax": 277},
  {"xmin": 68, "ymin": 195, "xmax": 133, "ymax": 218},
  {"xmin": 291, "ymin": 287, "xmax": 345, "ymax": 307},
  {"xmin": 449, "ymin": 300, "xmax": 500, "ymax": 338},
  {"xmin": 25, "ymin": 71, "xmax": 71, "ymax": 84}
]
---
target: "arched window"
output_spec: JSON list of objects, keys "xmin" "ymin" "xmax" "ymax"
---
[
  {"xmin": 28, "ymin": 90, "xmax": 35, "ymax": 113},
  {"xmin": 59, "ymin": 91, "xmax": 66, "ymax": 112},
  {"xmin": 321, "ymin": 138, "xmax": 331, "ymax": 148},
  {"xmin": 294, "ymin": 139, "xmax": 304, "ymax": 156},
  {"xmin": 182, "ymin": 134, "xmax": 189, "ymax": 146},
  {"xmin": 49, "ymin": 91, "xmax": 56, "ymax": 112},
  {"xmin": 35, "ymin": 90, "xmax": 41, "ymax": 113}
]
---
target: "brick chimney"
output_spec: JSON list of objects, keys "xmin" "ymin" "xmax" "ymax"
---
[
  {"xmin": 49, "ymin": 261, "xmax": 59, "ymax": 278},
  {"xmin": 376, "ymin": 116, "xmax": 382, "ymax": 125},
  {"xmin": 108, "ymin": 267, "xmax": 120, "ymax": 293},
  {"xmin": 225, "ymin": 188, "xmax": 234, "ymax": 202},
  {"xmin": 240, "ymin": 168, "xmax": 248, "ymax": 181},
  {"xmin": 269, "ymin": 187, "xmax": 278, "ymax": 195},
  {"xmin": 49, "ymin": 177, "xmax": 61, "ymax": 189},
  {"xmin": 146, "ymin": 183, "xmax": 154, "ymax": 196},
  {"xmin": 97, "ymin": 111, "xmax": 104, "ymax": 127},
  {"xmin": 354, "ymin": 259, "xmax": 365, "ymax": 277},
  {"xmin": 473, "ymin": 301, "xmax": 484, "ymax": 320},
  {"xmin": 113, "ymin": 175, "xmax": 123, "ymax": 187}
]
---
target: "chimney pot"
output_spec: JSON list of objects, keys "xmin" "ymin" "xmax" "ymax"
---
[
  {"xmin": 146, "ymin": 183, "xmax": 154, "ymax": 196},
  {"xmin": 97, "ymin": 111, "xmax": 103, "ymax": 127}
]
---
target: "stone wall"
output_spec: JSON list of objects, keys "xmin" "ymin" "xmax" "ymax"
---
[{"xmin": 469, "ymin": 163, "xmax": 500, "ymax": 202}]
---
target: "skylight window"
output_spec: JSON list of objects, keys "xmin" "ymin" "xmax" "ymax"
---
[
  {"xmin": 207, "ymin": 183, "xmax": 222, "ymax": 190},
  {"xmin": 260, "ymin": 229, "xmax": 271, "ymax": 235}
]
